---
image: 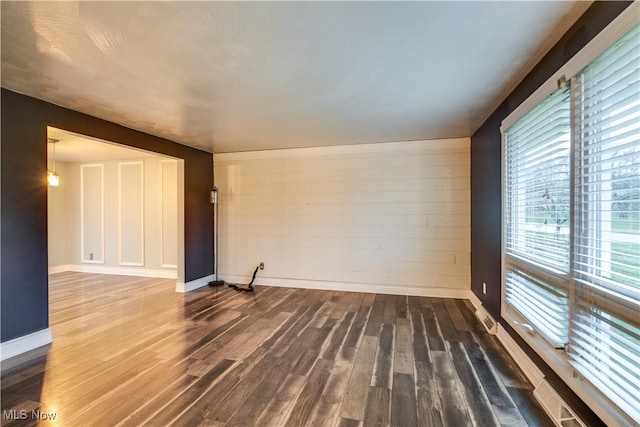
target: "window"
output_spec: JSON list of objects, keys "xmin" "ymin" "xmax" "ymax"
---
[
  {"xmin": 504, "ymin": 87, "xmax": 571, "ymax": 348},
  {"xmin": 502, "ymin": 22, "xmax": 639, "ymax": 425},
  {"xmin": 570, "ymin": 24, "xmax": 640, "ymax": 422}
]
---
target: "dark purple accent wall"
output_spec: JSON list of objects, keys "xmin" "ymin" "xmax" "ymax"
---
[
  {"xmin": 470, "ymin": 2, "xmax": 632, "ymax": 425},
  {"xmin": 1, "ymin": 88, "xmax": 213, "ymax": 342}
]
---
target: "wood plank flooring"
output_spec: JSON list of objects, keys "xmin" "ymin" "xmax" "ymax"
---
[{"xmin": 1, "ymin": 272, "xmax": 552, "ymax": 426}]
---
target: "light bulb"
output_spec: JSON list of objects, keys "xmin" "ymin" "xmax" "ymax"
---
[{"xmin": 48, "ymin": 171, "xmax": 59, "ymax": 187}]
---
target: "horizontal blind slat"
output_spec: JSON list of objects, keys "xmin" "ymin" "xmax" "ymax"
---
[
  {"xmin": 570, "ymin": 24, "xmax": 640, "ymax": 425},
  {"xmin": 504, "ymin": 23, "xmax": 640, "ymax": 424}
]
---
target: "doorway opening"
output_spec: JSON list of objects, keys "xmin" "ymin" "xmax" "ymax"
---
[{"xmin": 46, "ymin": 126, "xmax": 185, "ymax": 286}]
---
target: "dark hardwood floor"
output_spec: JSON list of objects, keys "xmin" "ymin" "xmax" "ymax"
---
[{"xmin": 1, "ymin": 272, "xmax": 552, "ymax": 426}]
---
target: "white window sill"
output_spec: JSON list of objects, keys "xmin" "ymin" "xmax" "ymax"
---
[{"xmin": 502, "ymin": 310, "xmax": 635, "ymax": 427}]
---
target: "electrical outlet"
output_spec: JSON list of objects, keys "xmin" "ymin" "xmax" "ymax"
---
[
  {"xmin": 482, "ymin": 282, "xmax": 487, "ymax": 294},
  {"xmin": 259, "ymin": 262, "xmax": 264, "ymax": 270},
  {"xmin": 90, "ymin": 253, "xmax": 94, "ymax": 261}
]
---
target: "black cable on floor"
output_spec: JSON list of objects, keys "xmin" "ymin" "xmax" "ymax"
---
[{"xmin": 226, "ymin": 265, "xmax": 259, "ymax": 293}]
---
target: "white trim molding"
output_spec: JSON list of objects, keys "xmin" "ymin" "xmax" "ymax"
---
[
  {"xmin": 0, "ymin": 328, "xmax": 52, "ymax": 362},
  {"xmin": 160, "ymin": 159, "xmax": 178, "ymax": 269},
  {"xmin": 80, "ymin": 163, "xmax": 105, "ymax": 264},
  {"xmin": 48, "ymin": 264, "xmax": 73, "ymax": 275},
  {"xmin": 467, "ymin": 292, "xmax": 497, "ymax": 335},
  {"xmin": 218, "ymin": 274, "xmax": 471, "ymax": 299},
  {"xmin": 496, "ymin": 324, "xmax": 545, "ymax": 387},
  {"xmin": 468, "ymin": 291, "xmax": 483, "ymax": 311},
  {"xmin": 118, "ymin": 161, "xmax": 145, "ymax": 267},
  {"xmin": 176, "ymin": 274, "xmax": 215, "ymax": 293},
  {"xmin": 48, "ymin": 264, "xmax": 176, "ymax": 279}
]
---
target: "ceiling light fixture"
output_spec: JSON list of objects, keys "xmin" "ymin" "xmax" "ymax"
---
[{"xmin": 48, "ymin": 138, "xmax": 59, "ymax": 187}]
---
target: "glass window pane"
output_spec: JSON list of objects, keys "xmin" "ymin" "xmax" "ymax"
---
[
  {"xmin": 505, "ymin": 88, "xmax": 571, "ymax": 271},
  {"xmin": 573, "ymin": 25, "xmax": 640, "ymax": 294},
  {"xmin": 505, "ymin": 269, "xmax": 569, "ymax": 347},
  {"xmin": 571, "ymin": 24, "xmax": 640, "ymax": 425}
]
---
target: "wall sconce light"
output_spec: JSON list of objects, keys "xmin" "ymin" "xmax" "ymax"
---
[{"xmin": 48, "ymin": 138, "xmax": 59, "ymax": 187}]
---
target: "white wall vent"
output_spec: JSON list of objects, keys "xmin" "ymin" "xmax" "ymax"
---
[
  {"xmin": 474, "ymin": 306, "xmax": 497, "ymax": 335},
  {"xmin": 534, "ymin": 379, "xmax": 586, "ymax": 427}
]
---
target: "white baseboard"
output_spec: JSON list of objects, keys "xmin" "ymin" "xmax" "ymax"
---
[
  {"xmin": 496, "ymin": 324, "xmax": 545, "ymax": 387},
  {"xmin": 466, "ymin": 291, "xmax": 497, "ymax": 334},
  {"xmin": 48, "ymin": 264, "xmax": 73, "ymax": 274},
  {"xmin": 219, "ymin": 274, "xmax": 471, "ymax": 299},
  {"xmin": 468, "ymin": 291, "xmax": 483, "ymax": 311},
  {"xmin": 0, "ymin": 328, "xmax": 52, "ymax": 362},
  {"xmin": 176, "ymin": 274, "xmax": 215, "ymax": 293},
  {"xmin": 466, "ymin": 296, "xmax": 555, "ymax": 423},
  {"xmin": 469, "ymin": 293, "xmax": 546, "ymax": 385},
  {"xmin": 466, "ymin": 293, "xmax": 547, "ymax": 414},
  {"xmin": 48, "ymin": 264, "xmax": 177, "ymax": 279}
]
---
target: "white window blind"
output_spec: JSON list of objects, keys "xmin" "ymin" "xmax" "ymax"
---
[
  {"xmin": 570, "ymin": 24, "xmax": 640, "ymax": 423},
  {"xmin": 504, "ymin": 268, "xmax": 569, "ymax": 347},
  {"xmin": 503, "ymin": 22, "xmax": 640, "ymax": 425},
  {"xmin": 504, "ymin": 88, "xmax": 572, "ymax": 271},
  {"xmin": 571, "ymin": 287, "xmax": 639, "ymax": 422},
  {"xmin": 503, "ymin": 88, "xmax": 571, "ymax": 348}
]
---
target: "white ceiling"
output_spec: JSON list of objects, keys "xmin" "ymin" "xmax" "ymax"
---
[
  {"xmin": 2, "ymin": 1, "xmax": 591, "ymax": 154},
  {"xmin": 47, "ymin": 127, "xmax": 170, "ymax": 162}
]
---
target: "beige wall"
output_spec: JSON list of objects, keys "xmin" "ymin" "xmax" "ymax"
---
[
  {"xmin": 47, "ymin": 162, "xmax": 68, "ymax": 267},
  {"xmin": 214, "ymin": 138, "xmax": 470, "ymax": 297},
  {"xmin": 48, "ymin": 157, "xmax": 178, "ymax": 276}
]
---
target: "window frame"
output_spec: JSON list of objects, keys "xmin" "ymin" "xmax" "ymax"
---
[
  {"xmin": 500, "ymin": 4, "xmax": 640, "ymax": 426},
  {"xmin": 503, "ymin": 86, "xmax": 574, "ymax": 348}
]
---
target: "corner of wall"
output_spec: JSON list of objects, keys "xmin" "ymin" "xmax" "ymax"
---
[
  {"xmin": 0, "ymin": 328, "xmax": 52, "ymax": 363},
  {"xmin": 175, "ymin": 274, "xmax": 214, "ymax": 293}
]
